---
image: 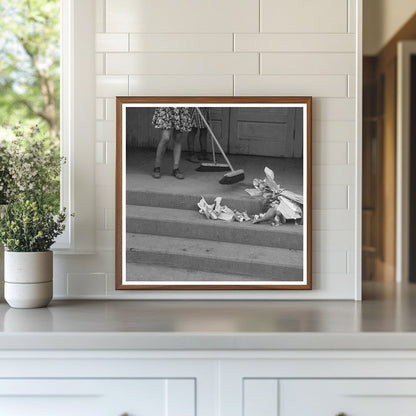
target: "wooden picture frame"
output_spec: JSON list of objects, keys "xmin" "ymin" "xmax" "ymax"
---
[{"xmin": 116, "ymin": 96, "xmax": 312, "ymax": 290}]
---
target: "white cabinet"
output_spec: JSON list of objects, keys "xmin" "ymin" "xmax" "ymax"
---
[
  {"xmin": 0, "ymin": 379, "xmax": 195, "ymax": 416},
  {"xmin": 1, "ymin": 350, "xmax": 416, "ymax": 415},
  {"xmin": 280, "ymin": 380, "xmax": 416, "ymax": 416}
]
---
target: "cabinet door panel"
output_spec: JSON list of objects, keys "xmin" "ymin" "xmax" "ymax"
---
[
  {"xmin": 281, "ymin": 380, "xmax": 416, "ymax": 416},
  {"xmin": 0, "ymin": 379, "xmax": 195, "ymax": 416}
]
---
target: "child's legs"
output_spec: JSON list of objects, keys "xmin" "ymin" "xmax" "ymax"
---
[
  {"xmin": 187, "ymin": 127, "xmax": 198, "ymax": 154},
  {"xmin": 172, "ymin": 130, "xmax": 183, "ymax": 169},
  {"xmin": 154, "ymin": 129, "xmax": 172, "ymax": 168},
  {"xmin": 199, "ymin": 128, "xmax": 208, "ymax": 153}
]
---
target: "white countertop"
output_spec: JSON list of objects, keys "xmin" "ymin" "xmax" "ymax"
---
[{"xmin": 1, "ymin": 282, "xmax": 416, "ymax": 351}]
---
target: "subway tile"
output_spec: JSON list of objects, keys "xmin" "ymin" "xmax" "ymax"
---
[
  {"xmin": 96, "ymin": 98, "xmax": 105, "ymax": 120},
  {"xmin": 104, "ymin": 208, "xmax": 116, "ymax": 230},
  {"xmin": 313, "ymin": 185, "xmax": 349, "ymax": 209},
  {"xmin": 96, "ymin": 120, "xmax": 116, "ymax": 142},
  {"xmin": 96, "ymin": 53, "xmax": 105, "ymax": 75},
  {"xmin": 235, "ymin": 75, "xmax": 347, "ymax": 97},
  {"xmin": 96, "ymin": 75, "xmax": 128, "ymax": 97},
  {"xmin": 312, "ymin": 165, "xmax": 355, "ymax": 185},
  {"xmin": 106, "ymin": 141, "xmax": 116, "ymax": 165},
  {"xmin": 107, "ymin": 53, "xmax": 259, "ymax": 75},
  {"xmin": 312, "ymin": 210, "xmax": 355, "ymax": 230},
  {"xmin": 95, "ymin": 207, "xmax": 106, "ymax": 230},
  {"xmin": 96, "ymin": 142, "xmax": 106, "ymax": 164},
  {"xmin": 235, "ymin": 34, "xmax": 356, "ymax": 52},
  {"xmin": 129, "ymin": 75, "xmax": 233, "ymax": 96},
  {"xmin": 261, "ymin": 53, "xmax": 355, "ymax": 75},
  {"xmin": 96, "ymin": 230, "xmax": 116, "ymax": 251},
  {"xmin": 67, "ymin": 273, "xmax": 106, "ymax": 296},
  {"xmin": 96, "ymin": 0, "xmax": 105, "ymax": 32},
  {"xmin": 312, "ymin": 98, "xmax": 355, "ymax": 121},
  {"xmin": 313, "ymin": 120, "xmax": 355, "ymax": 141},
  {"xmin": 348, "ymin": 75, "xmax": 356, "ymax": 97},
  {"xmin": 349, "ymin": 0, "xmax": 357, "ymax": 34},
  {"xmin": 96, "ymin": 186, "xmax": 115, "ymax": 209},
  {"xmin": 347, "ymin": 250, "xmax": 356, "ymax": 275},
  {"xmin": 130, "ymin": 34, "xmax": 233, "ymax": 52},
  {"xmin": 261, "ymin": 0, "xmax": 348, "ymax": 33},
  {"xmin": 312, "ymin": 251, "xmax": 347, "ymax": 274},
  {"xmin": 96, "ymin": 164, "xmax": 115, "ymax": 186},
  {"xmin": 106, "ymin": 0, "xmax": 259, "ymax": 33},
  {"xmin": 313, "ymin": 230, "xmax": 355, "ymax": 251},
  {"xmin": 96, "ymin": 34, "xmax": 129, "ymax": 52},
  {"xmin": 313, "ymin": 142, "xmax": 348, "ymax": 165},
  {"xmin": 106, "ymin": 98, "xmax": 116, "ymax": 121}
]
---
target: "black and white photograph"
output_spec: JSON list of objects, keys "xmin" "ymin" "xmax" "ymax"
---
[{"xmin": 116, "ymin": 97, "xmax": 311, "ymax": 290}]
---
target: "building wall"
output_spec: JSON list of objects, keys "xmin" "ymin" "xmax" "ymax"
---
[
  {"xmin": 54, "ymin": 0, "xmax": 360, "ymax": 300},
  {"xmin": 364, "ymin": 0, "xmax": 416, "ymax": 55}
]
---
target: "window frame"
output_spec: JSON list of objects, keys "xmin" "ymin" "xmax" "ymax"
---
[{"xmin": 53, "ymin": 0, "xmax": 95, "ymax": 253}]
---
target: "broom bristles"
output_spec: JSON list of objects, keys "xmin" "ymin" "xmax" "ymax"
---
[{"xmin": 219, "ymin": 169, "xmax": 245, "ymax": 185}]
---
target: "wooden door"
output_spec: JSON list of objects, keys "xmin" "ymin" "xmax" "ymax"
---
[
  {"xmin": 206, "ymin": 107, "xmax": 230, "ymax": 153},
  {"xmin": 228, "ymin": 107, "xmax": 302, "ymax": 157}
]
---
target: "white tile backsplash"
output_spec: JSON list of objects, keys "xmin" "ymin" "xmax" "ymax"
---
[
  {"xmin": 96, "ymin": 34, "xmax": 129, "ymax": 52},
  {"xmin": 261, "ymin": 53, "xmax": 356, "ymax": 75},
  {"xmin": 129, "ymin": 75, "xmax": 233, "ymax": 96},
  {"xmin": 56, "ymin": 0, "xmax": 360, "ymax": 300},
  {"xmin": 106, "ymin": 53, "xmax": 259, "ymax": 75},
  {"xmin": 235, "ymin": 34, "xmax": 356, "ymax": 53},
  {"xmin": 106, "ymin": 0, "xmax": 259, "ymax": 33},
  {"xmin": 96, "ymin": 75, "xmax": 128, "ymax": 97},
  {"xmin": 130, "ymin": 34, "xmax": 233, "ymax": 52},
  {"xmin": 235, "ymin": 75, "xmax": 348, "ymax": 97},
  {"xmin": 261, "ymin": 0, "xmax": 348, "ymax": 33}
]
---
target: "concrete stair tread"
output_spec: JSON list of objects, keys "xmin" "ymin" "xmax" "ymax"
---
[
  {"xmin": 126, "ymin": 204, "xmax": 302, "ymax": 235},
  {"xmin": 126, "ymin": 233, "xmax": 303, "ymax": 269},
  {"xmin": 126, "ymin": 263, "xmax": 284, "ymax": 282},
  {"xmin": 126, "ymin": 190, "xmax": 267, "ymax": 216}
]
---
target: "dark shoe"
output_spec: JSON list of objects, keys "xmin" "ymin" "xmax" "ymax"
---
[
  {"xmin": 152, "ymin": 167, "xmax": 161, "ymax": 179},
  {"xmin": 186, "ymin": 153, "xmax": 200, "ymax": 164},
  {"xmin": 172, "ymin": 168, "xmax": 184, "ymax": 179}
]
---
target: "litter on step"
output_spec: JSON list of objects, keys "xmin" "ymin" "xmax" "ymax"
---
[
  {"xmin": 247, "ymin": 166, "xmax": 303, "ymax": 226},
  {"xmin": 197, "ymin": 197, "xmax": 250, "ymax": 223},
  {"xmin": 197, "ymin": 167, "xmax": 303, "ymax": 226}
]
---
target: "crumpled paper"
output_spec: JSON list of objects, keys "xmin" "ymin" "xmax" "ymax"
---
[
  {"xmin": 246, "ymin": 166, "xmax": 303, "ymax": 225},
  {"xmin": 197, "ymin": 197, "xmax": 251, "ymax": 222}
]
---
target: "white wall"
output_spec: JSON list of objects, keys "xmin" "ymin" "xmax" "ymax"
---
[
  {"xmin": 364, "ymin": 0, "xmax": 416, "ymax": 55},
  {"xmin": 54, "ymin": 0, "xmax": 360, "ymax": 300}
]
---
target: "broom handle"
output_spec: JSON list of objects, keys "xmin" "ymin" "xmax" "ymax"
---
[
  {"xmin": 196, "ymin": 107, "xmax": 234, "ymax": 171},
  {"xmin": 210, "ymin": 131, "xmax": 217, "ymax": 165}
]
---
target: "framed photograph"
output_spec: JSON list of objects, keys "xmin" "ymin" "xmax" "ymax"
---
[{"xmin": 116, "ymin": 97, "xmax": 311, "ymax": 290}]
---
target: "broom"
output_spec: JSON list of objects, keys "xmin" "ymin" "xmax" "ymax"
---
[{"xmin": 195, "ymin": 107, "xmax": 245, "ymax": 185}]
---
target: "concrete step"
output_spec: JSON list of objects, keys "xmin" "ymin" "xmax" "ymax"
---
[
  {"xmin": 126, "ymin": 233, "xmax": 303, "ymax": 281},
  {"xmin": 126, "ymin": 263, "xmax": 269, "ymax": 282},
  {"xmin": 126, "ymin": 205, "xmax": 303, "ymax": 250},
  {"xmin": 126, "ymin": 190, "xmax": 265, "ymax": 216}
]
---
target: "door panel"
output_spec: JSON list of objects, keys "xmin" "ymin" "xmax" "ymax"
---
[{"xmin": 229, "ymin": 107, "xmax": 298, "ymax": 157}]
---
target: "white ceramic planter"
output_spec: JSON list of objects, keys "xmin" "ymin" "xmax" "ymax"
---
[{"xmin": 4, "ymin": 251, "xmax": 53, "ymax": 308}]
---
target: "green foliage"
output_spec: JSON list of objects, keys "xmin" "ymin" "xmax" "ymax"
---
[
  {"xmin": 0, "ymin": 124, "xmax": 62, "ymax": 210},
  {"xmin": 0, "ymin": 197, "xmax": 66, "ymax": 252},
  {"xmin": 0, "ymin": 141, "xmax": 12, "ymax": 205},
  {"xmin": 0, "ymin": 0, "xmax": 60, "ymax": 139}
]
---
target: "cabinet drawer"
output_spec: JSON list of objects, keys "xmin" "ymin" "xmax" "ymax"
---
[
  {"xmin": 0, "ymin": 379, "xmax": 195, "ymax": 416},
  {"xmin": 280, "ymin": 380, "xmax": 416, "ymax": 416}
]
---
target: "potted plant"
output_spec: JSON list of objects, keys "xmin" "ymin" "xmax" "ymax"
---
[
  {"xmin": 0, "ymin": 124, "xmax": 66, "ymax": 308},
  {"xmin": 0, "ymin": 197, "xmax": 66, "ymax": 308}
]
